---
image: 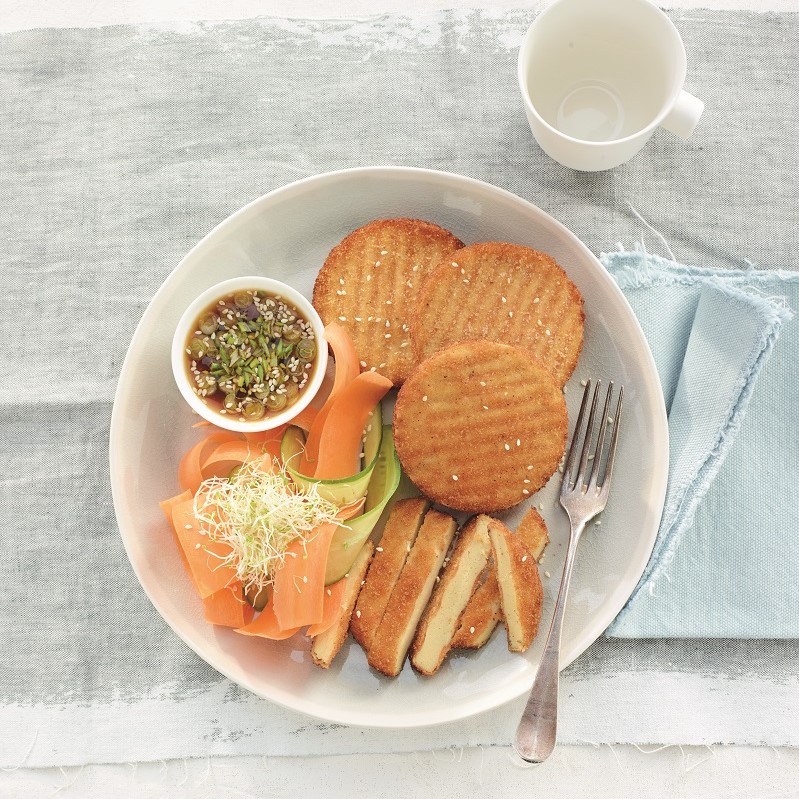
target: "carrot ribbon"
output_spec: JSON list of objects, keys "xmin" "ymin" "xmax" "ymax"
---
[{"xmin": 162, "ymin": 322, "xmax": 380, "ymax": 640}]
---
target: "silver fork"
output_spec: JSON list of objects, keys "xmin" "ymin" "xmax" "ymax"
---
[{"xmin": 514, "ymin": 379, "xmax": 623, "ymax": 764}]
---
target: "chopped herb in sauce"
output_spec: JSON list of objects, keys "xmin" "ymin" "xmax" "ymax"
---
[{"xmin": 184, "ymin": 289, "xmax": 317, "ymax": 421}]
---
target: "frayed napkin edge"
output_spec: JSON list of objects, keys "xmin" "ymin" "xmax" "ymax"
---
[
  {"xmin": 600, "ymin": 250, "xmax": 795, "ymax": 632},
  {"xmin": 601, "ymin": 248, "xmax": 799, "ymax": 293},
  {"xmin": 631, "ymin": 288, "xmax": 791, "ymax": 588}
]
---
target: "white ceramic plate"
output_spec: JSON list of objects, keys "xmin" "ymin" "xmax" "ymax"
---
[{"xmin": 110, "ymin": 167, "xmax": 668, "ymax": 728}]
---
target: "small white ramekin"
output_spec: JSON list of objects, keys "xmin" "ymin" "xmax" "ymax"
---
[{"xmin": 171, "ymin": 276, "xmax": 328, "ymax": 432}]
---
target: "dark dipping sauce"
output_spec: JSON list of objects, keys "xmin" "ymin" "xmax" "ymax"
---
[{"xmin": 184, "ymin": 289, "xmax": 317, "ymax": 422}]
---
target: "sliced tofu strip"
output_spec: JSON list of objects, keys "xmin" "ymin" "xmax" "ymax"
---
[
  {"xmin": 450, "ymin": 565, "xmax": 502, "ymax": 649},
  {"xmin": 311, "ymin": 542, "xmax": 374, "ymax": 669},
  {"xmin": 516, "ymin": 506, "xmax": 550, "ymax": 560},
  {"xmin": 488, "ymin": 518, "xmax": 543, "ymax": 653},
  {"xmin": 411, "ymin": 515, "xmax": 492, "ymax": 675},
  {"xmin": 350, "ymin": 497, "xmax": 431, "ymax": 651},
  {"xmin": 452, "ymin": 508, "xmax": 549, "ymax": 649},
  {"xmin": 367, "ymin": 509, "xmax": 457, "ymax": 677}
]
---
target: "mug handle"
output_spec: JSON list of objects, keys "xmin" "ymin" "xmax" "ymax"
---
[{"xmin": 661, "ymin": 90, "xmax": 704, "ymax": 140}]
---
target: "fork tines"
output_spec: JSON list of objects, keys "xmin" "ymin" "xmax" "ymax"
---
[{"xmin": 563, "ymin": 379, "xmax": 623, "ymax": 495}]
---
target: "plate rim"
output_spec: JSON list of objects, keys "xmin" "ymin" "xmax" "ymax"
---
[{"xmin": 110, "ymin": 165, "xmax": 668, "ymax": 728}]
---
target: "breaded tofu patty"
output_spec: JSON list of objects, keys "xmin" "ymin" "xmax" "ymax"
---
[
  {"xmin": 393, "ymin": 340, "xmax": 568, "ymax": 513},
  {"xmin": 312, "ymin": 218, "xmax": 463, "ymax": 386},
  {"xmin": 411, "ymin": 242, "xmax": 584, "ymax": 387}
]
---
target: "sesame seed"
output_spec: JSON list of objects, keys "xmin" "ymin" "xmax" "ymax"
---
[
  {"xmin": 385, "ymin": 320, "xmax": 390, "ymax": 327},
  {"xmin": 483, "ymin": 405, "xmax": 489, "ymax": 410},
  {"xmin": 580, "ymin": 379, "xmax": 587, "ymax": 386},
  {"xmin": 400, "ymin": 341, "xmax": 409, "ymax": 348},
  {"xmin": 381, "ymin": 250, "xmax": 388, "ymax": 255},
  {"xmin": 385, "ymin": 300, "xmax": 392, "ymax": 305},
  {"xmin": 463, "ymin": 278, "xmax": 470, "ymax": 284},
  {"xmin": 523, "ymin": 489, "xmax": 530, "ymax": 495},
  {"xmin": 195, "ymin": 543, "xmax": 201, "ymax": 549},
  {"xmin": 533, "ymin": 297, "xmax": 540, "ymax": 304},
  {"xmin": 379, "ymin": 362, "xmax": 386, "ymax": 368},
  {"xmin": 355, "ymin": 316, "xmax": 362, "ymax": 321},
  {"xmin": 360, "ymin": 360, "xmax": 367, "ymax": 367},
  {"xmin": 522, "ymin": 555, "xmax": 528, "ymax": 562},
  {"xmin": 406, "ymin": 280, "xmax": 413, "ymax": 288},
  {"xmin": 460, "ymin": 268, "xmax": 466, "ymax": 275},
  {"xmin": 509, "ymin": 311, "xmax": 514, "ymax": 318},
  {"xmin": 479, "ymin": 381, "xmax": 486, "ymax": 386},
  {"xmin": 452, "ymin": 474, "xmax": 458, "ymax": 480},
  {"xmin": 366, "ymin": 274, "xmax": 372, "ymax": 281},
  {"xmin": 545, "ymin": 329, "xmax": 551, "ymax": 336},
  {"xmin": 385, "ymin": 333, "xmax": 391, "ymax": 339},
  {"xmin": 595, "ymin": 520, "xmax": 602, "ymax": 526},
  {"xmin": 338, "ymin": 316, "xmax": 347, "ymax": 321},
  {"xmin": 375, "ymin": 260, "xmax": 381, "ymax": 266},
  {"xmin": 523, "ymin": 479, "xmax": 531, "ymax": 484},
  {"xmin": 422, "ymin": 395, "xmax": 428, "ymax": 402},
  {"xmin": 376, "ymin": 547, "xmax": 383, "ymax": 552},
  {"xmin": 356, "ymin": 610, "xmax": 361, "ymax": 618},
  {"xmin": 516, "ymin": 438, "xmax": 521, "ymax": 446},
  {"xmin": 326, "ymin": 588, "xmax": 332, "ymax": 596},
  {"xmin": 370, "ymin": 366, "xmax": 377, "ymax": 372},
  {"xmin": 339, "ymin": 278, "xmax": 345, "ymax": 285},
  {"xmin": 545, "ymin": 571, "xmax": 551, "ymax": 578},
  {"xmin": 451, "ymin": 261, "xmax": 459, "ymax": 267},
  {"xmin": 412, "ymin": 265, "xmax": 419, "ymax": 272},
  {"xmin": 470, "ymin": 627, "xmax": 475, "ymax": 634},
  {"xmin": 504, "ymin": 443, "xmax": 511, "ymax": 451},
  {"xmin": 501, "ymin": 296, "xmax": 507, "ymax": 303},
  {"xmin": 563, "ymin": 385, "xmax": 568, "ymax": 394},
  {"xmin": 608, "ymin": 416, "xmax": 615, "ymax": 424}
]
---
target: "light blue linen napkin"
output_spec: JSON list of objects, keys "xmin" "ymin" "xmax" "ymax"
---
[{"xmin": 601, "ymin": 251, "xmax": 798, "ymax": 638}]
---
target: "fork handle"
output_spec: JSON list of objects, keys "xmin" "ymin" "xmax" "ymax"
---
[{"xmin": 514, "ymin": 521, "xmax": 585, "ymax": 763}]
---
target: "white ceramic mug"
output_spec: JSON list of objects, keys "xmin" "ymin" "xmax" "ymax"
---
[{"xmin": 517, "ymin": 0, "xmax": 704, "ymax": 171}]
